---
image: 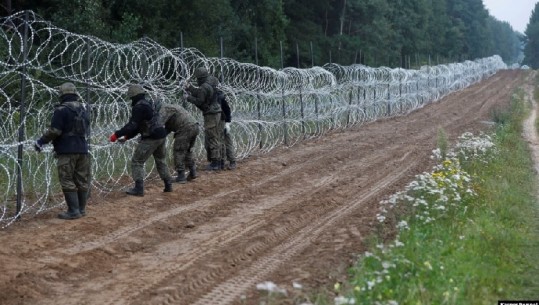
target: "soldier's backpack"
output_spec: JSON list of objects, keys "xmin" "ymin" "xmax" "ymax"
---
[
  {"xmin": 141, "ymin": 99, "xmax": 165, "ymax": 137},
  {"xmin": 64, "ymin": 104, "xmax": 89, "ymax": 137},
  {"xmin": 206, "ymin": 85, "xmax": 222, "ymax": 114},
  {"xmin": 217, "ymin": 90, "xmax": 232, "ymax": 122}
]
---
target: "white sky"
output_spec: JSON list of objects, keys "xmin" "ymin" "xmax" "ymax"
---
[{"xmin": 482, "ymin": 0, "xmax": 538, "ymax": 33}]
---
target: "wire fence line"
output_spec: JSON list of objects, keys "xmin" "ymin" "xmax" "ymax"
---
[{"xmin": 0, "ymin": 11, "xmax": 506, "ymax": 227}]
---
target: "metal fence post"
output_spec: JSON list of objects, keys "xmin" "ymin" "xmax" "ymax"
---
[
  {"xmin": 296, "ymin": 42, "xmax": 305, "ymax": 137},
  {"xmin": 16, "ymin": 11, "xmax": 29, "ymax": 219},
  {"xmin": 387, "ymin": 83, "xmax": 391, "ymax": 116},
  {"xmin": 85, "ymin": 38, "xmax": 93, "ymax": 198},
  {"xmin": 280, "ymin": 41, "xmax": 288, "ymax": 146},
  {"xmin": 180, "ymin": 32, "xmax": 184, "ymax": 49}
]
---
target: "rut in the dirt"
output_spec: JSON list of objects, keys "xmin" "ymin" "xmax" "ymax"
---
[{"xmin": 0, "ymin": 70, "xmax": 526, "ymax": 305}]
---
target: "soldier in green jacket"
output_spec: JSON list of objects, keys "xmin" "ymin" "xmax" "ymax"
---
[
  {"xmin": 184, "ymin": 67, "xmax": 222, "ymax": 171},
  {"xmin": 160, "ymin": 103, "xmax": 200, "ymax": 183}
]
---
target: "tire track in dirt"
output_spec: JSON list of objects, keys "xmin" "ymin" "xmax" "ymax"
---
[
  {"xmin": 127, "ymin": 150, "xmax": 417, "ymax": 305},
  {"xmin": 131, "ymin": 97, "xmax": 472, "ymax": 305},
  {"xmin": 189, "ymin": 153, "xmax": 419, "ymax": 305},
  {"xmin": 49, "ymin": 149, "xmax": 330, "ymax": 257},
  {"xmin": 72, "ymin": 146, "xmax": 412, "ymax": 305}
]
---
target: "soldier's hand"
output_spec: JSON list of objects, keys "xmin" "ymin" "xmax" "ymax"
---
[
  {"xmin": 182, "ymin": 81, "xmax": 190, "ymax": 90},
  {"xmin": 34, "ymin": 139, "xmax": 43, "ymax": 152},
  {"xmin": 118, "ymin": 136, "xmax": 127, "ymax": 143}
]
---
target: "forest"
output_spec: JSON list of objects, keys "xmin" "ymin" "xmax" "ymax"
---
[{"xmin": 2, "ymin": 0, "xmax": 523, "ymax": 68}]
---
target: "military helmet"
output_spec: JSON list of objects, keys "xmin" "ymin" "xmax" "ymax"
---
[
  {"xmin": 126, "ymin": 84, "xmax": 146, "ymax": 98},
  {"xmin": 57, "ymin": 82, "xmax": 78, "ymax": 96},
  {"xmin": 194, "ymin": 67, "xmax": 209, "ymax": 79}
]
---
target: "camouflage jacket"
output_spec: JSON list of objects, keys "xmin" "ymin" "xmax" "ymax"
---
[{"xmin": 160, "ymin": 103, "xmax": 198, "ymax": 134}]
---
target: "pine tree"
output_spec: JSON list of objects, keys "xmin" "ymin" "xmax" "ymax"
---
[{"xmin": 524, "ymin": 2, "xmax": 539, "ymax": 68}]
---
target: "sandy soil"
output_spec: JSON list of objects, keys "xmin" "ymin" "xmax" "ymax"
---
[{"xmin": 0, "ymin": 70, "xmax": 528, "ymax": 305}]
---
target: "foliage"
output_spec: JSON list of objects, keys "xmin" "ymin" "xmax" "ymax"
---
[
  {"xmin": 524, "ymin": 2, "xmax": 539, "ymax": 68},
  {"xmin": 4, "ymin": 0, "xmax": 522, "ymax": 68}
]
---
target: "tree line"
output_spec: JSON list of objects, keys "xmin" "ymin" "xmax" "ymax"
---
[
  {"xmin": 3, "ymin": 0, "xmax": 522, "ymax": 68},
  {"xmin": 524, "ymin": 2, "xmax": 539, "ymax": 68}
]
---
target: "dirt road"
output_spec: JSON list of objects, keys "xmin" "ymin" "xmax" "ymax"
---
[{"xmin": 0, "ymin": 70, "xmax": 527, "ymax": 305}]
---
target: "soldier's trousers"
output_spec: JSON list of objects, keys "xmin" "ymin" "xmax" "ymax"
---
[
  {"xmin": 57, "ymin": 153, "xmax": 91, "ymax": 192},
  {"xmin": 131, "ymin": 137, "xmax": 172, "ymax": 182},
  {"xmin": 203, "ymin": 113, "xmax": 222, "ymax": 162},
  {"xmin": 220, "ymin": 121, "xmax": 236, "ymax": 162},
  {"xmin": 173, "ymin": 123, "xmax": 199, "ymax": 172}
]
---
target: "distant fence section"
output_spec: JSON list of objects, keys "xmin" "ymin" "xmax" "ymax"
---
[{"xmin": 0, "ymin": 11, "xmax": 506, "ymax": 227}]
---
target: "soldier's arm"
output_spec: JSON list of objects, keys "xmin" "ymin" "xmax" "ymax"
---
[
  {"xmin": 115, "ymin": 103, "xmax": 149, "ymax": 138},
  {"xmin": 186, "ymin": 86, "xmax": 207, "ymax": 108},
  {"xmin": 39, "ymin": 107, "xmax": 64, "ymax": 144},
  {"xmin": 221, "ymin": 98, "xmax": 232, "ymax": 122}
]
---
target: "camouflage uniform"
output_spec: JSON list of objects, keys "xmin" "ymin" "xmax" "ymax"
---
[
  {"xmin": 35, "ymin": 82, "xmax": 90, "ymax": 219},
  {"xmin": 111, "ymin": 85, "xmax": 172, "ymax": 196},
  {"xmin": 185, "ymin": 68, "xmax": 222, "ymax": 170},
  {"xmin": 208, "ymin": 76, "xmax": 237, "ymax": 170},
  {"xmin": 160, "ymin": 103, "xmax": 200, "ymax": 181}
]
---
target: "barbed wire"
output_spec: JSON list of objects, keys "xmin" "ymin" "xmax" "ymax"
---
[{"xmin": 0, "ymin": 11, "xmax": 506, "ymax": 227}]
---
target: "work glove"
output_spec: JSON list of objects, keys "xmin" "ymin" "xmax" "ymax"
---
[
  {"xmin": 224, "ymin": 122, "xmax": 231, "ymax": 134},
  {"xmin": 118, "ymin": 136, "xmax": 128, "ymax": 143},
  {"xmin": 34, "ymin": 139, "xmax": 44, "ymax": 152},
  {"xmin": 109, "ymin": 133, "xmax": 118, "ymax": 143},
  {"xmin": 182, "ymin": 81, "xmax": 190, "ymax": 90}
]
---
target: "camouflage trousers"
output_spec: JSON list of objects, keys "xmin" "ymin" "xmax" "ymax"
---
[
  {"xmin": 131, "ymin": 137, "xmax": 172, "ymax": 182},
  {"xmin": 220, "ymin": 121, "xmax": 236, "ymax": 162},
  {"xmin": 203, "ymin": 113, "xmax": 222, "ymax": 162},
  {"xmin": 173, "ymin": 123, "xmax": 199, "ymax": 172},
  {"xmin": 56, "ymin": 153, "xmax": 91, "ymax": 192}
]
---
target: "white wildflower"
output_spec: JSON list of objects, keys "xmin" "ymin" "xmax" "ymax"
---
[
  {"xmin": 256, "ymin": 281, "xmax": 287, "ymax": 295},
  {"xmin": 334, "ymin": 296, "xmax": 356, "ymax": 305},
  {"xmin": 396, "ymin": 220, "xmax": 409, "ymax": 230}
]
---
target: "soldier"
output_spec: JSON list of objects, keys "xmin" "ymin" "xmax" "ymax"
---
[
  {"xmin": 159, "ymin": 103, "xmax": 200, "ymax": 183},
  {"xmin": 208, "ymin": 76, "xmax": 237, "ymax": 170},
  {"xmin": 184, "ymin": 67, "xmax": 222, "ymax": 171},
  {"xmin": 109, "ymin": 84, "xmax": 173, "ymax": 196},
  {"xmin": 34, "ymin": 82, "xmax": 90, "ymax": 220}
]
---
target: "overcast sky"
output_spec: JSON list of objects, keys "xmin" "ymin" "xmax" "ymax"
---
[{"xmin": 482, "ymin": 0, "xmax": 537, "ymax": 33}]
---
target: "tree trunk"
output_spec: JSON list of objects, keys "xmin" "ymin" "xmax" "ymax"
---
[{"xmin": 338, "ymin": 0, "xmax": 347, "ymax": 50}]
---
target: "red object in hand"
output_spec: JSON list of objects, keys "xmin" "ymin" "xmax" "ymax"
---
[{"xmin": 109, "ymin": 133, "xmax": 118, "ymax": 142}]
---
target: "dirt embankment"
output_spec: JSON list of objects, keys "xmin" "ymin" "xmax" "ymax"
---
[{"xmin": 0, "ymin": 70, "xmax": 527, "ymax": 305}]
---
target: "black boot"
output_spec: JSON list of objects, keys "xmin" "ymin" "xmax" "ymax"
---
[
  {"xmin": 206, "ymin": 160, "xmax": 220, "ymax": 171},
  {"xmin": 126, "ymin": 180, "xmax": 144, "ymax": 196},
  {"xmin": 58, "ymin": 192, "xmax": 81, "ymax": 220},
  {"xmin": 187, "ymin": 164, "xmax": 198, "ymax": 181},
  {"xmin": 228, "ymin": 161, "xmax": 237, "ymax": 170},
  {"xmin": 220, "ymin": 160, "xmax": 225, "ymax": 170},
  {"xmin": 78, "ymin": 190, "xmax": 88, "ymax": 216},
  {"xmin": 175, "ymin": 170, "xmax": 187, "ymax": 184},
  {"xmin": 163, "ymin": 179, "xmax": 173, "ymax": 192}
]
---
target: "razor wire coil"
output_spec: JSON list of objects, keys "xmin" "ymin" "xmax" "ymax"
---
[{"xmin": 0, "ymin": 11, "xmax": 506, "ymax": 227}]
